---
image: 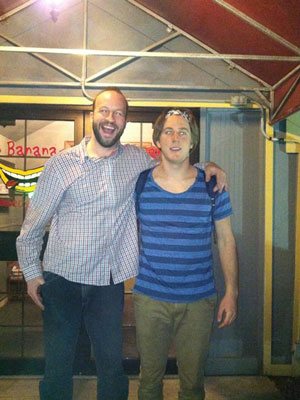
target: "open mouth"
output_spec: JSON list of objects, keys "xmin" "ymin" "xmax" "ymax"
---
[
  {"xmin": 101, "ymin": 123, "xmax": 117, "ymax": 137},
  {"xmin": 170, "ymin": 146, "xmax": 181, "ymax": 151},
  {"xmin": 0, "ymin": 162, "xmax": 43, "ymax": 193}
]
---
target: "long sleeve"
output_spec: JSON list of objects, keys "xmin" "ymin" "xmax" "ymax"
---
[{"xmin": 16, "ymin": 159, "xmax": 65, "ymax": 281}]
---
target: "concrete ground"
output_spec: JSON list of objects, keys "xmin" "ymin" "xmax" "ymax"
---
[{"xmin": 0, "ymin": 375, "xmax": 285, "ymax": 400}]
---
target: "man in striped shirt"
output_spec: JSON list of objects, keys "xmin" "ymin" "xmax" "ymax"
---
[
  {"xmin": 16, "ymin": 89, "xmax": 227, "ymax": 400},
  {"xmin": 134, "ymin": 109, "xmax": 238, "ymax": 400}
]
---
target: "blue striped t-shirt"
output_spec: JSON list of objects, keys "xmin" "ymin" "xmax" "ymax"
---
[{"xmin": 133, "ymin": 168, "xmax": 233, "ymax": 303}]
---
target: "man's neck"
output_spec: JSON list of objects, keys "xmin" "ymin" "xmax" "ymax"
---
[
  {"xmin": 86, "ymin": 137, "xmax": 118, "ymax": 158},
  {"xmin": 156, "ymin": 158, "xmax": 192, "ymax": 179},
  {"xmin": 153, "ymin": 159, "xmax": 197, "ymax": 193}
]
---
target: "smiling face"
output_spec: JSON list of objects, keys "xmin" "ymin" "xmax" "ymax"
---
[
  {"xmin": 91, "ymin": 90, "xmax": 127, "ymax": 149},
  {"xmin": 156, "ymin": 115, "xmax": 192, "ymax": 165},
  {"xmin": 0, "ymin": 163, "xmax": 43, "ymax": 193}
]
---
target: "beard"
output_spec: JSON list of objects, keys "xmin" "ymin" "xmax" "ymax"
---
[{"xmin": 92, "ymin": 120, "xmax": 125, "ymax": 148}]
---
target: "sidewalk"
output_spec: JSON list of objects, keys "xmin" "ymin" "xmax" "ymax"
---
[{"xmin": 0, "ymin": 375, "xmax": 284, "ymax": 400}]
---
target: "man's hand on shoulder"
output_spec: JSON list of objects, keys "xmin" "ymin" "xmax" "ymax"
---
[
  {"xmin": 27, "ymin": 276, "xmax": 45, "ymax": 310},
  {"xmin": 204, "ymin": 162, "xmax": 228, "ymax": 192}
]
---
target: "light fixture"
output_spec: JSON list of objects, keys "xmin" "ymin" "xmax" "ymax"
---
[
  {"xmin": 46, "ymin": 0, "xmax": 61, "ymax": 22},
  {"xmin": 50, "ymin": 7, "xmax": 59, "ymax": 22}
]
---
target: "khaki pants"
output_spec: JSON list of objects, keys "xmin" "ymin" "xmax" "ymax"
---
[{"xmin": 134, "ymin": 293, "xmax": 216, "ymax": 400}]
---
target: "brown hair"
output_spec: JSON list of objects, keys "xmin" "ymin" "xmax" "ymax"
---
[{"xmin": 153, "ymin": 108, "xmax": 199, "ymax": 152}]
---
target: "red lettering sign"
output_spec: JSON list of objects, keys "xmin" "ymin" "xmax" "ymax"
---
[{"xmin": 6, "ymin": 141, "xmax": 57, "ymax": 157}]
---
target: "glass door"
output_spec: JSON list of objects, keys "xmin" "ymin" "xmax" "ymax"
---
[{"xmin": 0, "ymin": 112, "xmax": 82, "ymax": 374}]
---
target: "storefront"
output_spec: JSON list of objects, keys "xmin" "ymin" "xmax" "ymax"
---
[
  {"xmin": 1, "ymin": 101, "xmax": 292, "ymax": 376},
  {"xmin": 0, "ymin": 102, "xmax": 179, "ymax": 374}
]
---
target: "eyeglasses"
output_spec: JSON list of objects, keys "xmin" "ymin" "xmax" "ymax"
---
[{"xmin": 165, "ymin": 109, "xmax": 191, "ymax": 122}]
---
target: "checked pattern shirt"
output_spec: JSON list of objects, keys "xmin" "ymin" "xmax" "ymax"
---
[{"xmin": 17, "ymin": 138, "xmax": 153, "ymax": 286}]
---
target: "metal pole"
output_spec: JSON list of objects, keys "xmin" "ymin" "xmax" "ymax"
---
[{"xmin": 0, "ymin": 46, "xmax": 299, "ymax": 61}]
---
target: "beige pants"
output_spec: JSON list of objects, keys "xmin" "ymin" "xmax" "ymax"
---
[{"xmin": 134, "ymin": 293, "xmax": 216, "ymax": 400}]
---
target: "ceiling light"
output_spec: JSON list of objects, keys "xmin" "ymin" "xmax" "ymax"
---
[{"xmin": 46, "ymin": 0, "xmax": 61, "ymax": 22}]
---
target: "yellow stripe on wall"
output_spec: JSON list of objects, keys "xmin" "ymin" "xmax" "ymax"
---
[{"xmin": 263, "ymin": 113, "xmax": 274, "ymax": 375}]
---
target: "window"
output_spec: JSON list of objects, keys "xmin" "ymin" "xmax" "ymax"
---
[{"xmin": 0, "ymin": 116, "xmax": 76, "ymax": 367}]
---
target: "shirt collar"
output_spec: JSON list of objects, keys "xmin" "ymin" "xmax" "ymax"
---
[{"xmin": 79, "ymin": 137, "xmax": 123, "ymax": 163}]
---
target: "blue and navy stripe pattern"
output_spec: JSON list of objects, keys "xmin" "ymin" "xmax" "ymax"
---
[{"xmin": 134, "ymin": 168, "xmax": 233, "ymax": 303}]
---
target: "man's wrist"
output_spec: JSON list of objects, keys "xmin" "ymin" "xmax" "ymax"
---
[{"xmin": 23, "ymin": 267, "xmax": 43, "ymax": 282}]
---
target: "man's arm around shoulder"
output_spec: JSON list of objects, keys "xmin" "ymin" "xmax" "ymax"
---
[{"xmin": 194, "ymin": 161, "xmax": 228, "ymax": 192}]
